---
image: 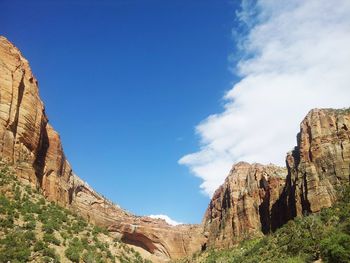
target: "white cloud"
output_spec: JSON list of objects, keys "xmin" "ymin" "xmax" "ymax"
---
[
  {"xmin": 149, "ymin": 214, "xmax": 183, "ymax": 226},
  {"xmin": 179, "ymin": 0, "xmax": 350, "ymax": 197}
]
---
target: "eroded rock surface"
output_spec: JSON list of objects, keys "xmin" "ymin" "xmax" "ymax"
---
[
  {"xmin": 286, "ymin": 108, "xmax": 350, "ymax": 216},
  {"xmin": 203, "ymin": 162, "xmax": 286, "ymax": 248},
  {"xmin": 203, "ymin": 108, "xmax": 350, "ymax": 250},
  {"xmin": 0, "ymin": 36, "xmax": 205, "ymax": 261}
]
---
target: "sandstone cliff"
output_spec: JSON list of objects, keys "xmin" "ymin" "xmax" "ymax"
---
[
  {"xmin": 203, "ymin": 108, "xmax": 350, "ymax": 249},
  {"xmin": 203, "ymin": 163, "xmax": 286, "ymax": 248},
  {"xmin": 286, "ymin": 108, "xmax": 350, "ymax": 216},
  {"xmin": 0, "ymin": 36, "xmax": 205, "ymax": 261}
]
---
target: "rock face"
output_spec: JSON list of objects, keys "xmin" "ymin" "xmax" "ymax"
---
[
  {"xmin": 203, "ymin": 108, "xmax": 350, "ymax": 250},
  {"xmin": 203, "ymin": 163, "xmax": 286, "ymax": 248},
  {"xmin": 0, "ymin": 35, "xmax": 71, "ymax": 204},
  {"xmin": 109, "ymin": 219, "xmax": 205, "ymax": 260},
  {"xmin": 0, "ymin": 36, "xmax": 205, "ymax": 261},
  {"xmin": 286, "ymin": 108, "xmax": 350, "ymax": 216}
]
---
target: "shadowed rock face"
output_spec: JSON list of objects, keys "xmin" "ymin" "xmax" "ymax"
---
[
  {"xmin": 0, "ymin": 36, "xmax": 205, "ymax": 261},
  {"xmin": 203, "ymin": 108, "xmax": 350, "ymax": 250}
]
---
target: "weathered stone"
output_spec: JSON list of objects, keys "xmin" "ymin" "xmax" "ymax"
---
[
  {"xmin": 287, "ymin": 108, "xmax": 350, "ymax": 216},
  {"xmin": 203, "ymin": 162, "xmax": 286, "ymax": 248},
  {"xmin": 203, "ymin": 108, "xmax": 350, "ymax": 250}
]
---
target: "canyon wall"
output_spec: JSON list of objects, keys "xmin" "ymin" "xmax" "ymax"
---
[
  {"xmin": 0, "ymin": 36, "xmax": 205, "ymax": 261},
  {"xmin": 1, "ymin": 35, "xmax": 349, "ymax": 260},
  {"xmin": 203, "ymin": 108, "xmax": 350, "ymax": 249},
  {"xmin": 284, "ymin": 108, "xmax": 350, "ymax": 217},
  {"xmin": 203, "ymin": 163, "xmax": 286, "ymax": 248}
]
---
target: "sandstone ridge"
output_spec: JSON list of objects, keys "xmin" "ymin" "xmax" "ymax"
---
[{"xmin": 0, "ymin": 36, "xmax": 205, "ymax": 262}]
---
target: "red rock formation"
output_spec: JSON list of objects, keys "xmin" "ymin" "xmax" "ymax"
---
[
  {"xmin": 0, "ymin": 36, "xmax": 205, "ymax": 261},
  {"xmin": 203, "ymin": 109, "xmax": 350, "ymax": 250},
  {"xmin": 286, "ymin": 108, "xmax": 350, "ymax": 216},
  {"xmin": 203, "ymin": 162, "xmax": 286, "ymax": 248},
  {"xmin": 109, "ymin": 219, "xmax": 204, "ymax": 260}
]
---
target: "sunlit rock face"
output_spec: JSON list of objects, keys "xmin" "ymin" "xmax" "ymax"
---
[
  {"xmin": 286, "ymin": 108, "xmax": 350, "ymax": 215},
  {"xmin": 0, "ymin": 36, "xmax": 71, "ymax": 204},
  {"xmin": 203, "ymin": 108, "xmax": 350, "ymax": 250},
  {"xmin": 0, "ymin": 36, "xmax": 206, "ymax": 261},
  {"xmin": 203, "ymin": 162, "xmax": 287, "ymax": 248}
]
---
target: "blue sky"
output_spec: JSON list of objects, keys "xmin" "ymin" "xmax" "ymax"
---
[{"xmin": 0, "ymin": 0, "xmax": 239, "ymax": 223}]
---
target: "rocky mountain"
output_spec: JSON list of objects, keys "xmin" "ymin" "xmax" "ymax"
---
[
  {"xmin": 0, "ymin": 36, "xmax": 205, "ymax": 262},
  {"xmin": 203, "ymin": 108, "xmax": 350, "ymax": 249},
  {"xmin": 1, "ymin": 36, "xmax": 349, "ymax": 262},
  {"xmin": 203, "ymin": 163, "xmax": 286, "ymax": 248}
]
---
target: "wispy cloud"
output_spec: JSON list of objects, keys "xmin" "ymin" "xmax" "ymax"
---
[
  {"xmin": 179, "ymin": 0, "xmax": 350, "ymax": 196},
  {"xmin": 149, "ymin": 214, "xmax": 183, "ymax": 226}
]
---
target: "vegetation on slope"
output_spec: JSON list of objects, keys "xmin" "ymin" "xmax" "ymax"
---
[
  {"xmin": 0, "ymin": 164, "xmax": 151, "ymax": 263},
  {"xmin": 178, "ymin": 186, "xmax": 350, "ymax": 263}
]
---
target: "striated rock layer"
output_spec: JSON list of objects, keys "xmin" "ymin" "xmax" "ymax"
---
[
  {"xmin": 203, "ymin": 108, "xmax": 350, "ymax": 249},
  {"xmin": 0, "ymin": 36, "xmax": 205, "ymax": 261},
  {"xmin": 286, "ymin": 108, "xmax": 350, "ymax": 216},
  {"xmin": 203, "ymin": 163, "xmax": 286, "ymax": 248}
]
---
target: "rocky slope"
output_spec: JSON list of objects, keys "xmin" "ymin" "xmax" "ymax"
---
[
  {"xmin": 0, "ymin": 164, "xmax": 150, "ymax": 263},
  {"xmin": 0, "ymin": 36, "xmax": 205, "ymax": 262},
  {"xmin": 203, "ymin": 108, "xmax": 350, "ymax": 249}
]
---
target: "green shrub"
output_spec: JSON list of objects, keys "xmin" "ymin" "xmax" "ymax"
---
[
  {"xmin": 320, "ymin": 232, "xmax": 350, "ymax": 263},
  {"xmin": 24, "ymin": 220, "xmax": 36, "ymax": 230},
  {"xmin": 24, "ymin": 230, "xmax": 36, "ymax": 242},
  {"xmin": 34, "ymin": 240, "xmax": 46, "ymax": 252},
  {"xmin": 0, "ymin": 232, "xmax": 31, "ymax": 262},
  {"xmin": 43, "ymin": 233, "xmax": 61, "ymax": 245},
  {"xmin": 43, "ymin": 247, "xmax": 60, "ymax": 262},
  {"xmin": 82, "ymin": 251, "xmax": 96, "ymax": 263},
  {"xmin": 65, "ymin": 246, "xmax": 81, "ymax": 262},
  {"xmin": 0, "ymin": 215, "xmax": 14, "ymax": 228}
]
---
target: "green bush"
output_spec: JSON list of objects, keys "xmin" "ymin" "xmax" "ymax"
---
[
  {"xmin": 320, "ymin": 232, "xmax": 350, "ymax": 263},
  {"xmin": 65, "ymin": 246, "xmax": 81, "ymax": 262},
  {"xmin": 24, "ymin": 220, "xmax": 36, "ymax": 230},
  {"xmin": 24, "ymin": 230, "xmax": 37, "ymax": 242},
  {"xmin": 43, "ymin": 247, "xmax": 61, "ymax": 262},
  {"xmin": 0, "ymin": 232, "xmax": 31, "ymax": 262},
  {"xmin": 34, "ymin": 240, "xmax": 46, "ymax": 252},
  {"xmin": 43, "ymin": 233, "xmax": 61, "ymax": 245}
]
